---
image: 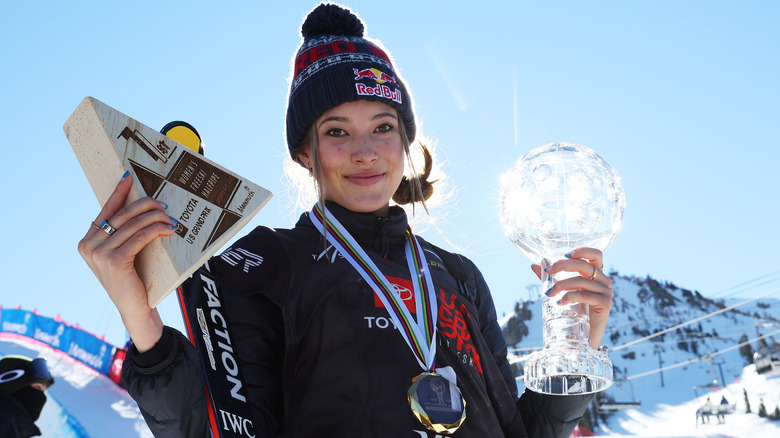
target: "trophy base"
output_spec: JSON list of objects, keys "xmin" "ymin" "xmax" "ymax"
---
[{"xmin": 523, "ymin": 344, "xmax": 613, "ymax": 395}]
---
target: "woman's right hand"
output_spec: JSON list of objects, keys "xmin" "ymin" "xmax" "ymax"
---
[{"xmin": 77, "ymin": 171, "xmax": 177, "ymax": 352}]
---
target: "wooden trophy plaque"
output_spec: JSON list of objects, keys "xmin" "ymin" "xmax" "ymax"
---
[{"xmin": 64, "ymin": 97, "xmax": 273, "ymax": 307}]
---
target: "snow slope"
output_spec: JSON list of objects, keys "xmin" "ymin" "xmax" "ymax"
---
[
  {"xmin": 506, "ymin": 274, "xmax": 780, "ymax": 437},
  {"xmin": 0, "ymin": 335, "xmax": 152, "ymax": 438},
  {"xmin": 598, "ymin": 364, "xmax": 780, "ymax": 437}
]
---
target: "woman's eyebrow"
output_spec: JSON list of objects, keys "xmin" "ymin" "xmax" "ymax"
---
[
  {"xmin": 318, "ymin": 111, "xmax": 398, "ymax": 128},
  {"xmin": 318, "ymin": 115, "xmax": 349, "ymax": 126},
  {"xmin": 371, "ymin": 111, "xmax": 397, "ymax": 120}
]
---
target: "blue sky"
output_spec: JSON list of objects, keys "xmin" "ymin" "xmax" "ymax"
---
[{"xmin": 1, "ymin": 1, "xmax": 778, "ymax": 347}]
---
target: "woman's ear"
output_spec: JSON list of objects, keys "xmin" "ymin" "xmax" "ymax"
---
[{"xmin": 297, "ymin": 150, "xmax": 312, "ymax": 170}]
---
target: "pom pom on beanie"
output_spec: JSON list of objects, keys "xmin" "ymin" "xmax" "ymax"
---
[{"xmin": 301, "ymin": 4, "xmax": 364, "ymax": 38}]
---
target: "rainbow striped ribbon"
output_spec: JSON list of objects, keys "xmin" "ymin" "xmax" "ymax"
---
[{"xmin": 310, "ymin": 203, "xmax": 438, "ymax": 372}]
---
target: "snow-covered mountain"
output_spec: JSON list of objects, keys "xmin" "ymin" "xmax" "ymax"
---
[{"xmin": 502, "ymin": 273, "xmax": 780, "ymax": 436}]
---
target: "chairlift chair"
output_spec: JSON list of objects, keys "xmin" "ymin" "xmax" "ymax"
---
[
  {"xmin": 694, "ymin": 383, "xmax": 736, "ymax": 423},
  {"xmin": 596, "ymin": 379, "xmax": 641, "ymax": 414},
  {"xmin": 754, "ymin": 346, "xmax": 780, "ymax": 377}
]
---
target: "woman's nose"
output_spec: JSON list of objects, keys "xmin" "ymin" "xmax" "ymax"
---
[{"xmin": 352, "ymin": 135, "xmax": 379, "ymax": 163}]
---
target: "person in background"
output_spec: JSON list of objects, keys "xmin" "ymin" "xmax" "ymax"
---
[
  {"xmin": 0, "ymin": 355, "xmax": 55, "ymax": 438},
  {"xmin": 717, "ymin": 395, "xmax": 729, "ymax": 423}
]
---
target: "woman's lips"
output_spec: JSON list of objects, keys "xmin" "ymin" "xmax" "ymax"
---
[{"xmin": 345, "ymin": 172, "xmax": 384, "ymax": 186}]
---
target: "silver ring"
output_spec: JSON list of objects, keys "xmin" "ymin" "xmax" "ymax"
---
[{"xmin": 99, "ymin": 219, "xmax": 117, "ymax": 236}]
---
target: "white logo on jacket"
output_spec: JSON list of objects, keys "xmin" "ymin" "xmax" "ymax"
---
[
  {"xmin": 221, "ymin": 248, "xmax": 264, "ymax": 273},
  {"xmin": 312, "ymin": 244, "xmax": 344, "ymax": 263}
]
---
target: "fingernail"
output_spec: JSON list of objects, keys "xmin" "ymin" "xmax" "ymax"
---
[
  {"xmin": 545, "ymin": 288, "xmax": 553, "ymax": 296},
  {"xmin": 160, "ymin": 201, "xmax": 168, "ymax": 209},
  {"xmin": 170, "ymin": 225, "xmax": 178, "ymax": 230},
  {"xmin": 543, "ymin": 266, "xmax": 550, "ymax": 273},
  {"xmin": 557, "ymin": 299, "xmax": 564, "ymax": 305},
  {"xmin": 122, "ymin": 170, "xmax": 130, "ymax": 179},
  {"xmin": 565, "ymin": 253, "xmax": 573, "ymax": 258},
  {"xmin": 169, "ymin": 216, "xmax": 178, "ymax": 224}
]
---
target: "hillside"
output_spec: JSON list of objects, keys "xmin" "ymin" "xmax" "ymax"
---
[{"xmin": 502, "ymin": 273, "xmax": 780, "ymax": 436}]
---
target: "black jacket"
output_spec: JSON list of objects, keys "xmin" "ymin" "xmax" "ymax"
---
[
  {"xmin": 123, "ymin": 203, "xmax": 591, "ymax": 437},
  {"xmin": 0, "ymin": 390, "xmax": 41, "ymax": 438}
]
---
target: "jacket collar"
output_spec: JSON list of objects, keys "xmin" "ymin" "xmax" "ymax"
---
[{"xmin": 302, "ymin": 201, "xmax": 409, "ymax": 258}]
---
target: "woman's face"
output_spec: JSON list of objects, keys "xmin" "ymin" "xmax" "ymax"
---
[{"xmin": 299, "ymin": 100, "xmax": 405, "ymax": 216}]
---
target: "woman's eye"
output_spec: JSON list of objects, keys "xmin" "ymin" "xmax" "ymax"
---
[
  {"xmin": 326, "ymin": 128, "xmax": 347, "ymax": 137},
  {"xmin": 375, "ymin": 123, "xmax": 394, "ymax": 133}
]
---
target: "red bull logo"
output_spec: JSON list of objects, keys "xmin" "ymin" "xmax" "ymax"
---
[
  {"xmin": 355, "ymin": 82, "xmax": 403, "ymax": 104},
  {"xmin": 353, "ymin": 67, "xmax": 396, "ymax": 84},
  {"xmin": 353, "ymin": 67, "xmax": 402, "ymax": 104}
]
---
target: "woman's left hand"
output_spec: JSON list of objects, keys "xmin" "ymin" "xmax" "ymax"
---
[{"xmin": 531, "ymin": 247, "xmax": 613, "ymax": 349}]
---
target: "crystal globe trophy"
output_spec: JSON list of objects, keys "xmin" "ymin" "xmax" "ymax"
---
[{"xmin": 499, "ymin": 142, "xmax": 625, "ymax": 395}]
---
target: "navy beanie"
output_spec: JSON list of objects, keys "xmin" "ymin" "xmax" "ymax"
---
[
  {"xmin": 0, "ymin": 356, "xmax": 54, "ymax": 394},
  {"xmin": 285, "ymin": 3, "xmax": 416, "ymax": 157}
]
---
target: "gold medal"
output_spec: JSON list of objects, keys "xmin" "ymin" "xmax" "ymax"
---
[{"xmin": 407, "ymin": 372, "xmax": 466, "ymax": 434}]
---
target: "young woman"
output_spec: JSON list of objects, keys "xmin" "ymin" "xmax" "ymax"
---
[{"xmin": 78, "ymin": 4, "xmax": 614, "ymax": 437}]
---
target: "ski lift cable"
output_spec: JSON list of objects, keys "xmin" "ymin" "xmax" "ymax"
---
[
  {"xmin": 625, "ymin": 333, "xmax": 759, "ymax": 349},
  {"xmin": 709, "ymin": 269, "xmax": 780, "ymax": 299},
  {"xmin": 509, "ymin": 330, "xmax": 780, "ymax": 374},
  {"xmin": 612, "ymin": 288, "xmax": 780, "ymax": 352},
  {"xmin": 709, "ymin": 269, "xmax": 780, "ymax": 297},
  {"xmin": 606, "ymin": 317, "xmax": 774, "ymax": 338},
  {"xmin": 702, "ymin": 327, "xmax": 780, "ymax": 361},
  {"xmin": 507, "ymin": 289, "xmax": 779, "ymax": 364},
  {"xmin": 625, "ymin": 357, "xmax": 700, "ymax": 381},
  {"xmin": 625, "ymin": 327, "xmax": 780, "ymax": 381},
  {"xmin": 718, "ymin": 276, "xmax": 780, "ymax": 300},
  {"xmin": 620, "ymin": 324, "xmax": 780, "ymax": 349},
  {"xmin": 604, "ymin": 287, "xmax": 780, "ymax": 337},
  {"xmin": 510, "ymin": 327, "xmax": 780, "ymax": 369}
]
